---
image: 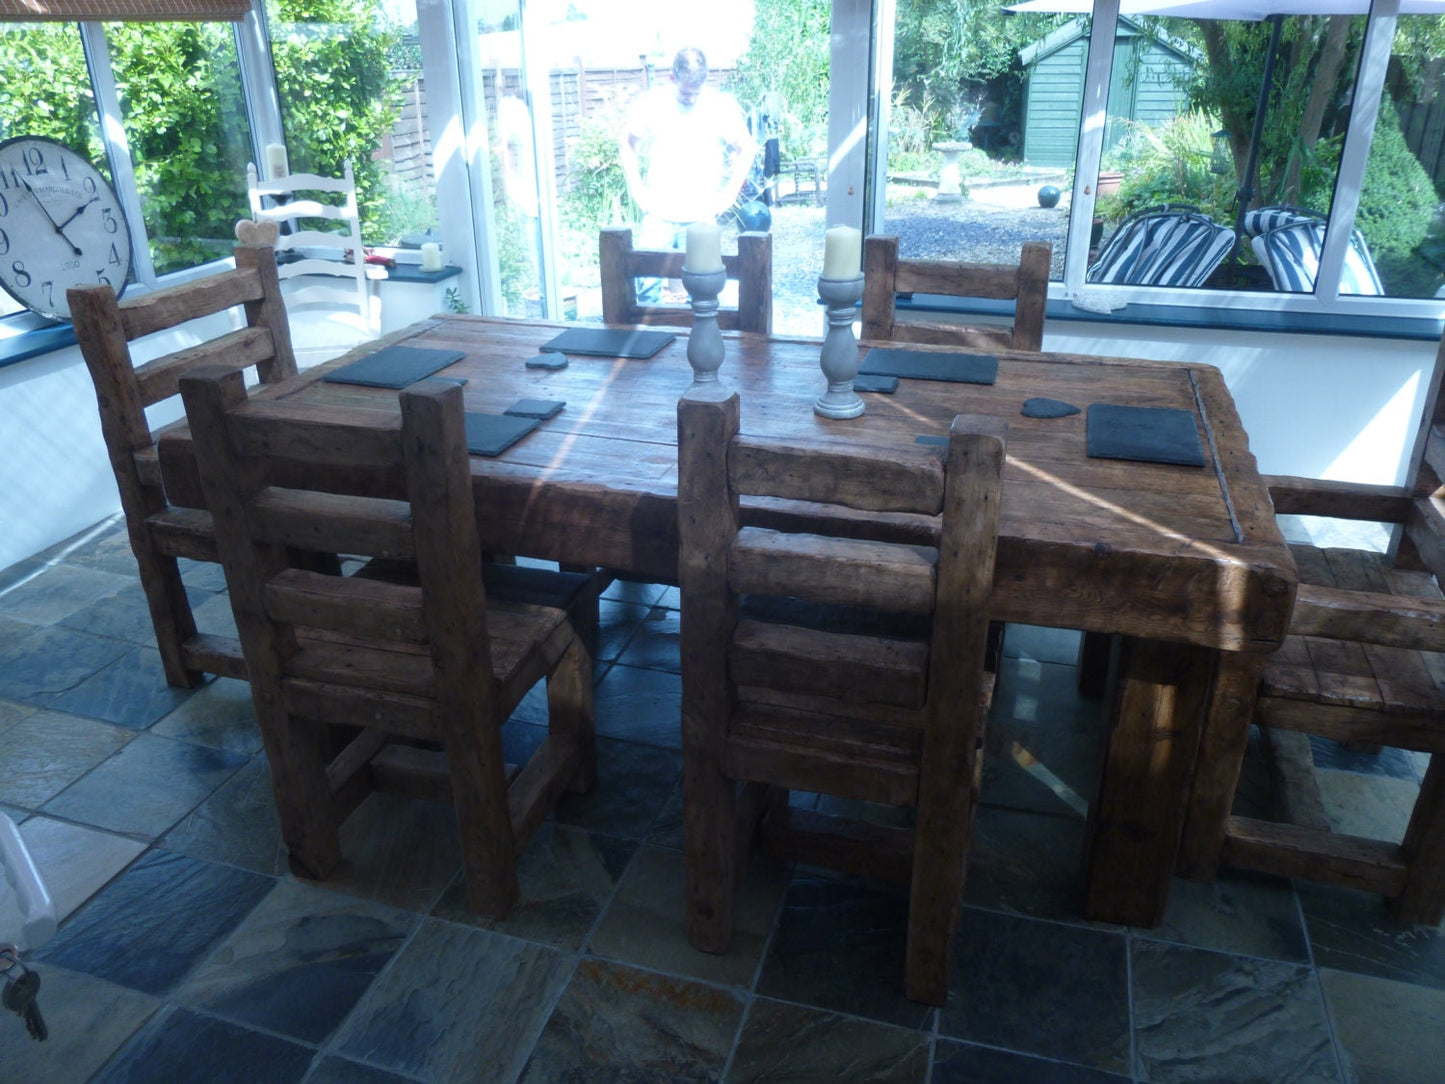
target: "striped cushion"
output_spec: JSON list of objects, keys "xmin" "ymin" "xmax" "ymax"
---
[
  {"xmin": 1240, "ymin": 205, "xmax": 1322, "ymax": 238},
  {"xmin": 1252, "ymin": 220, "xmax": 1384, "ymax": 296},
  {"xmin": 1086, "ymin": 210, "xmax": 1234, "ymax": 287}
]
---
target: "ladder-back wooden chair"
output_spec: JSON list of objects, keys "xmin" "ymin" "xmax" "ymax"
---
[
  {"xmin": 69, "ymin": 244, "xmax": 297, "ymax": 687},
  {"xmin": 599, "ymin": 226, "xmax": 772, "ymax": 334},
  {"xmin": 179, "ymin": 370, "xmax": 597, "ymax": 917},
  {"xmin": 676, "ymin": 388, "xmax": 1005, "ymax": 1004},
  {"xmin": 1181, "ymin": 332, "xmax": 1445, "ymax": 922},
  {"xmin": 861, "ymin": 235, "xmax": 1050, "ymax": 353}
]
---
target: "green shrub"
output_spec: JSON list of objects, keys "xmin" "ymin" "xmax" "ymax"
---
[{"xmin": 1108, "ymin": 111, "xmax": 1236, "ymax": 224}]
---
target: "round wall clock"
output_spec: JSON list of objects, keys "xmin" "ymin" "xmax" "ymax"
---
[{"xmin": 0, "ymin": 135, "xmax": 132, "ymax": 322}]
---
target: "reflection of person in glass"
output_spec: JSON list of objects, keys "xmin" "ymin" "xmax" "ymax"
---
[{"xmin": 619, "ymin": 47, "xmax": 754, "ymax": 301}]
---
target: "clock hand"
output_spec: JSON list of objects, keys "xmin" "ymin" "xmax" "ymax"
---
[
  {"xmin": 56, "ymin": 195, "xmax": 100, "ymax": 233},
  {"xmin": 18, "ymin": 175, "xmax": 83, "ymax": 257}
]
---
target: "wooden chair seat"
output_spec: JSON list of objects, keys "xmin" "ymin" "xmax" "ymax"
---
[{"xmin": 678, "ymin": 388, "xmax": 1005, "ymax": 1005}]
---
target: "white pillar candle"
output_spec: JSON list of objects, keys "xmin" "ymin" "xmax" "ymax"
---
[
  {"xmin": 420, "ymin": 242, "xmax": 442, "ymax": 271},
  {"xmin": 684, "ymin": 221, "xmax": 723, "ymax": 273},
  {"xmin": 822, "ymin": 225, "xmax": 862, "ymax": 278},
  {"xmin": 264, "ymin": 143, "xmax": 289, "ymax": 179}
]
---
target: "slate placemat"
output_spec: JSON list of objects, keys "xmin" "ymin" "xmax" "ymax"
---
[
  {"xmin": 505, "ymin": 399, "xmax": 565, "ymax": 420},
  {"xmin": 1086, "ymin": 403, "xmax": 1206, "ymax": 467},
  {"xmin": 540, "ymin": 328, "xmax": 676, "ymax": 359},
  {"xmin": 464, "ymin": 412, "xmax": 539, "ymax": 457},
  {"xmin": 854, "ymin": 373, "xmax": 899, "ymax": 394},
  {"xmin": 323, "ymin": 345, "xmax": 465, "ymax": 388},
  {"xmin": 859, "ymin": 348, "xmax": 998, "ymax": 385}
]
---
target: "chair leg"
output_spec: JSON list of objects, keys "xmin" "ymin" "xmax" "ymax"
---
[
  {"xmin": 444, "ymin": 706, "xmax": 520, "ymax": 918},
  {"xmin": 684, "ymin": 749, "xmax": 738, "ymax": 955},
  {"xmin": 547, "ymin": 633, "xmax": 597, "ymax": 794},
  {"xmin": 133, "ymin": 539, "xmax": 204, "ymax": 688},
  {"xmin": 255, "ymin": 707, "xmax": 342, "ymax": 881},
  {"xmin": 1394, "ymin": 755, "xmax": 1445, "ymax": 925}
]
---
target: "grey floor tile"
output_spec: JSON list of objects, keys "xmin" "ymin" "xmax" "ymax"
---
[
  {"xmin": 43, "ymin": 732, "xmax": 247, "ymax": 839},
  {"xmin": 46, "ymin": 645, "xmax": 195, "ymax": 729},
  {"xmin": 594, "ymin": 663, "xmax": 682, "ymax": 749},
  {"xmin": 304, "ymin": 1056, "xmax": 422, "ymax": 1083},
  {"xmin": 149, "ymin": 676, "xmax": 262, "ymax": 755},
  {"xmin": 0, "ymin": 625, "xmax": 132, "ymax": 704},
  {"xmin": 1299, "ymin": 882, "xmax": 1445, "ymax": 991},
  {"xmin": 190, "ymin": 590, "xmax": 240, "ymax": 639},
  {"xmin": 0, "ymin": 709, "xmax": 134, "ymax": 809},
  {"xmin": 603, "ymin": 579, "xmax": 670, "ymax": 607},
  {"xmin": 597, "ymin": 598, "xmax": 651, "ymax": 662},
  {"xmin": 1308, "ymin": 736, "xmax": 1418, "ymax": 780},
  {"xmin": 614, "ymin": 607, "xmax": 681, "ymax": 672},
  {"xmin": 0, "ymin": 556, "xmax": 45, "ymax": 593},
  {"xmin": 56, "ymin": 579, "xmax": 185, "ymax": 646},
  {"xmin": 983, "ymin": 712, "xmax": 1098, "ymax": 819},
  {"xmin": 518, "ymin": 956, "xmax": 744, "ymax": 1083},
  {"xmin": 319, "ymin": 791, "xmax": 464, "ymax": 913},
  {"xmin": 0, "ymin": 614, "xmax": 38, "ymax": 654},
  {"xmin": 553, "ymin": 736, "xmax": 681, "ymax": 839},
  {"xmin": 92, "ymin": 1004, "xmax": 314, "ymax": 1084},
  {"xmin": 161, "ymin": 755, "xmax": 289, "ymax": 877},
  {"xmin": 174, "ymin": 879, "xmax": 416, "ymax": 1044},
  {"xmin": 1321, "ymin": 967, "xmax": 1445, "ymax": 1084},
  {"xmin": 0, "ymin": 563, "xmax": 135, "ymax": 625},
  {"xmin": 1002, "ymin": 624, "xmax": 1085, "ymax": 666},
  {"xmin": 963, "ymin": 805, "xmax": 1087, "ymax": 923},
  {"xmin": 1132, "ymin": 940, "xmax": 1340, "ymax": 1083},
  {"xmin": 1142, "ymin": 869, "xmax": 1310, "ymax": 964},
  {"xmin": 16, "ymin": 814, "xmax": 145, "ymax": 924},
  {"xmin": 757, "ymin": 873, "xmax": 934, "ymax": 1030},
  {"xmin": 725, "ymin": 997, "xmax": 930, "ymax": 1083},
  {"xmin": 589, "ymin": 843, "xmax": 788, "ymax": 987},
  {"xmin": 931, "ymin": 1040, "xmax": 1132, "ymax": 1084},
  {"xmin": 940, "ymin": 908, "xmax": 1129, "ymax": 1075},
  {"xmin": 433, "ymin": 821, "xmax": 636, "ymax": 949},
  {"xmin": 31, "ymin": 516, "xmax": 132, "ymax": 575},
  {"xmin": 178, "ymin": 556, "xmax": 230, "ymax": 593},
  {"xmin": 0, "ymin": 697, "xmax": 38, "ymax": 733},
  {"xmin": 0, "ymin": 963, "xmax": 158, "ymax": 1083},
  {"xmin": 1315, "ymin": 767, "xmax": 1416, "ymax": 844},
  {"xmin": 991, "ymin": 656, "xmax": 1107, "ymax": 735},
  {"xmin": 37, "ymin": 848, "xmax": 274, "ymax": 997},
  {"xmin": 335, "ymin": 917, "xmax": 571, "ymax": 1083}
]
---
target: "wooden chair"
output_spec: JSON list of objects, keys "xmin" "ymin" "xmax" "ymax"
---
[
  {"xmin": 861, "ymin": 234, "xmax": 1050, "ymax": 353},
  {"xmin": 1181, "ymin": 334, "xmax": 1445, "ymax": 922},
  {"xmin": 178, "ymin": 369, "xmax": 597, "ymax": 917},
  {"xmin": 599, "ymin": 226, "xmax": 772, "ymax": 334},
  {"xmin": 69, "ymin": 244, "xmax": 298, "ymax": 688},
  {"xmin": 676, "ymin": 388, "xmax": 1005, "ymax": 1004}
]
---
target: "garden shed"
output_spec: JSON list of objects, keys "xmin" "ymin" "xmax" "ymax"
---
[{"xmin": 1019, "ymin": 16, "xmax": 1198, "ymax": 168}]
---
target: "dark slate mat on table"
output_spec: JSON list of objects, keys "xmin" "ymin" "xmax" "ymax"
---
[
  {"xmin": 853, "ymin": 373, "xmax": 899, "ymax": 394},
  {"xmin": 505, "ymin": 398, "xmax": 566, "ymax": 420},
  {"xmin": 322, "ymin": 345, "xmax": 464, "ymax": 388},
  {"xmin": 464, "ymin": 412, "xmax": 539, "ymax": 457},
  {"xmin": 540, "ymin": 328, "xmax": 676, "ymax": 359},
  {"xmin": 1022, "ymin": 397, "xmax": 1080, "ymax": 419},
  {"xmin": 1086, "ymin": 403, "xmax": 1206, "ymax": 467},
  {"xmin": 859, "ymin": 348, "xmax": 998, "ymax": 385}
]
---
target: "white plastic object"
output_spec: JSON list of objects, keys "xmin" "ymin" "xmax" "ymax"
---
[{"xmin": 0, "ymin": 814, "xmax": 55, "ymax": 953}]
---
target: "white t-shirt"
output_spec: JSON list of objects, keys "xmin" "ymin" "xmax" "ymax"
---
[{"xmin": 624, "ymin": 84, "xmax": 751, "ymax": 224}]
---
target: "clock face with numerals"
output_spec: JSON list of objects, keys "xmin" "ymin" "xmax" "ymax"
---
[{"xmin": 0, "ymin": 136, "xmax": 132, "ymax": 322}]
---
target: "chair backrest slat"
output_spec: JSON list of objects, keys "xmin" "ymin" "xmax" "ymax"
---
[
  {"xmin": 135, "ymin": 326, "xmax": 276, "ymax": 406},
  {"xmin": 118, "ymin": 265, "xmax": 269, "ymax": 341},
  {"xmin": 248, "ymin": 488, "xmax": 416, "ymax": 560},
  {"xmin": 729, "ymin": 437, "xmax": 945, "ymax": 514},
  {"xmin": 264, "ymin": 569, "xmax": 427, "ymax": 643},
  {"xmin": 730, "ymin": 528, "xmax": 939, "ymax": 614},
  {"xmin": 599, "ymin": 226, "xmax": 773, "ymax": 334}
]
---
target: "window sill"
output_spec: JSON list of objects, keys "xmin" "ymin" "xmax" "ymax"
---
[
  {"xmin": 0, "ymin": 317, "xmax": 76, "ymax": 369},
  {"xmin": 897, "ymin": 294, "xmax": 1445, "ymax": 343}
]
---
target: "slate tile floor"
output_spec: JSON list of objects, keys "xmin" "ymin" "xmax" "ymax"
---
[{"xmin": 1, "ymin": 516, "xmax": 1444, "ymax": 1082}]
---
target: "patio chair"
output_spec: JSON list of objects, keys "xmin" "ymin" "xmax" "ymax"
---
[
  {"xmin": 861, "ymin": 235, "xmax": 1051, "ymax": 353},
  {"xmin": 1180, "ymin": 330, "xmax": 1445, "ymax": 922},
  {"xmin": 246, "ymin": 160, "xmax": 380, "ymax": 363},
  {"xmin": 599, "ymin": 226, "xmax": 773, "ymax": 334},
  {"xmin": 1249, "ymin": 213, "xmax": 1384, "ymax": 296},
  {"xmin": 676, "ymin": 388, "xmax": 1005, "ymax": 1005},
  {"xmin": 68, "ymin": 244, "xmax": 298, "ymax": 687},
  {"xmin": 178, "ymin": 370, "xmax": 597, "ymax": 917},
  {"xmin": 1085, "ymin": 205, "xmax": 1234, "ymax": 288}
]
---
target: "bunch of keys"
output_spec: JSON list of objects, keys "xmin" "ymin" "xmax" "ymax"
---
[{"xmin": 0, "ymin": 947, "xmax": 47, "ymax": 1041}]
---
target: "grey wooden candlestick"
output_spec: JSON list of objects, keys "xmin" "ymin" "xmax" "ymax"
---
[
  {"xmin": 814, "ymin": 274, "xmax": 866, "ymax": 419},
  {"xmin": 681, "ymin": 267, "xmax": 728, "ymax": 385}
]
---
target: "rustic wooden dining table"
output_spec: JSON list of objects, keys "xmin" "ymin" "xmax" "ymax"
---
[{"xmin": 158, "ymin": 313, "xmax": 1297, "ymax": 928}]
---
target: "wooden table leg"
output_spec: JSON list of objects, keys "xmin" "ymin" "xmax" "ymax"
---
[
  {"xmin": 1083, "ymin": 637, "xmax": 1212, "ymax": 927},
  {"xmin": 1176, "ymin": 651, "xmax": 1269, "ymax": 881}
]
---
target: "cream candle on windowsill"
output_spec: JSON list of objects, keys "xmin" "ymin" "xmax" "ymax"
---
[
  {"xmin": 822, "ymin": 225, "xmax": 862, "ymax": 278},
  {"xmin": 264, "ymin": 143, "xmax": 289, "ymax": 179},
  {"xmin": 684, "ymin": 221, "xmax": 723, "ymax": 273},
  {"xmin": 420, "ymin": 242, "xmax": 442, "ymax": 271}
]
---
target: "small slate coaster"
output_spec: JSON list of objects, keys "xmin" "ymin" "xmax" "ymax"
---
[
  {"xmin": 860, "ymin": 348, "xmax": 998, "ymax": 385},
  {"xmin": 1086, "ymin": 403, "xmax": 1206, "ymax": 467},
  {"xmin": 525, "ymin": 353, "xmax": 569, "ymax": 370},
  {"xmin": 323, "ymin": 345, "xmax": 464, "ymax": 388},
  {"xmin": 854, "ymin": 373, "xmax": 899, "ymax": 394},
  {"xmin": 1022, "ymin": 397, "xmax": 1081, "ymax": 419},
  {"xmin": 540, "ymin": 328, "xmax": 676, "ymax": 359},
  {"xmin": 505, "ymin": 398, "xmax": 565, "ymax": 420},
  {"xmin": 914, "ymin": 435, "xmax": 948, "ymax": 447},
  {"xmin": 464, "ymin": 412, "xmax": 539, "ymax": 457}
]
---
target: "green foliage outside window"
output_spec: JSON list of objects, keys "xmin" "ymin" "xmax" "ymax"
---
[{"xmin": 732, "ymin": 0, "xmax": 830, "ymax": 160}]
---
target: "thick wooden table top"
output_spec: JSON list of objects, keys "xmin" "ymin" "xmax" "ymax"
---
[{"xmin": 159, "ymin": 314, "xmax": 1296, "ymax": 652}]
